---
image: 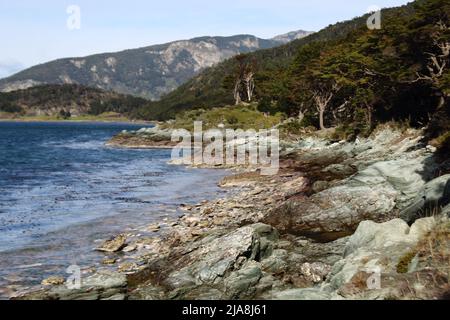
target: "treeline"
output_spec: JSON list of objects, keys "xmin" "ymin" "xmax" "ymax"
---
[
  {"xmin": 136, "ymin": 0, "xmax": 449, "ymax": 143},
  {"xmin": 0, "ymin": 84, "xmax": 151, "ymax": 117},
  {"xmin": 261, "ymin": 0, "xmax": 449, "ymax": 139}
]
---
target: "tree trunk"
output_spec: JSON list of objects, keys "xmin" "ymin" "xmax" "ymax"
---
[
  {"xmin": 246, "ymin": 80, "xmax": 254, "ymax": 102},
  {"xmin": 366, "ymin": 104, "xmax": 373, "ymax": 130},
  {"xmin": 437, "ymin": 94, "xmax": 446, "ymax": 110},
  {"xmin": 298, "ymin": 110, "xmax": 305, "ymax": 123},
  {"xmin": 319, "ymin": 107, "xmax": 326, "ymax": 130},
  {"xmin": 234, "ymin": 81, "xmax": 241, "ymax": 105}
]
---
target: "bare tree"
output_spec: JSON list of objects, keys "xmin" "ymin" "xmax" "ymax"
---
[
  {"xmin": 413, "ymin": 20, "xmax": 449, "ymax": 109},
  {"xmin": 313, "ymin": 82, "xmax": 342, "ymax": 130},
  {"xmin": 233, "ymin": 55, "xmax": 256, "ymax": 105},
  {"xmin": 243, "ymin": 71, "xmax": 255, "ymax": 102}
]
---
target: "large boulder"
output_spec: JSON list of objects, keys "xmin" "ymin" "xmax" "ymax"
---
[
  {"xmin": 323, "ymin": 217, "xmax": 438, "ymax": 298},
  {"xmin": 264, "ymin": 157, "xmax": 430, "ymax": 239},
  {"xmin": 401, "ymin": 174, "xmax": 450, "ymax": 223},
  {"xmin": 162, "ymin": 223, "xmax": 278, "ymax": 297}
]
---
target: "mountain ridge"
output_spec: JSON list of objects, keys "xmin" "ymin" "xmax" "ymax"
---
[{"xmin": 0, "ymin": 30, "xmax": 312, "ymax": 100}]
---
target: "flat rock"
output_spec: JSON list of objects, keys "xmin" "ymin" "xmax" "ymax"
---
[{"xmin": 96, "ymin": 234, "xmax": 127, "ymax": 253}]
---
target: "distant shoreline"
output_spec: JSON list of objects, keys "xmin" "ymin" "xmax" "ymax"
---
[{"xmin": 0, "ymin": 117, "xmax": 156, "ymax": 125}]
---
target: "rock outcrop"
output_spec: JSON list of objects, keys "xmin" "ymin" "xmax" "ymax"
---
[
  {"xmin": 0, "ymin": 32, "xmax": 311, "ymax": 100},
  {"xmin": 106, "ymin": 126, "xmax": 175, "ymax": 149},
  {"xmin": 15, "ymin": 271, "xmax": 127, "ymax": 300},
  {"xmin": 268, "ymin": 216, "xmax": 450, "ymax": 300},
  {"xmin": 401, "ymin": 174, "xmax": 450, "ymax": 223},
  {"xmin": 265, "ymin": 128, "xmax": 437, "ymax": 239}
]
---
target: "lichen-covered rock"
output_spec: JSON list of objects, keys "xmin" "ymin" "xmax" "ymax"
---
[
  {"xmin": 401, "ymin": 174, "xmax": 450, "ymax": 223},
  {"xmin": 16, "ymin": 271, "xmax": 127, "ymax": 300},
  {"xmin": 106, "ymin": 126, "xmax": 176, "ymax": 149},
  {"xmin": 299, "ymin": 262, "xmax": 332, "ymax": 284},
  {"xmin": 41, "ymin": 276, "xmax": 65, "ymax": 286},
  {"xmin": 96, "ymin": 234, "xmax": 127, "ymax": 253},
  {"xmin": 163, "ymin": 223, "xmax": 278, "ymax": 294},
  {"xmin": 325, "ymin": 217, "xmax": 437, "ymax": 295},
  {"xmin": 264, "ymin": 157, "xmax": 430, "ymax": 238},
  {"xmin": 224, "ymin": 262, "xmax": 263, "ymax": 299}
]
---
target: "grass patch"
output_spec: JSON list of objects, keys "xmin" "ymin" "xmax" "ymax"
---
[{"xmin": 160, "ymin": 104, "xmax": 281, "ymax": 132}]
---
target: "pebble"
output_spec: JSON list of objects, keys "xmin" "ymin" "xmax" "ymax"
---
[{"xmin": 102, "ymin": 258, "xmax": 118, "ymax": 265}]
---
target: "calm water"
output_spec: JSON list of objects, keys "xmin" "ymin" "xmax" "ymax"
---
[{"xmin": 0, "ymin": 121, "xmax": 227, "ymax": 298}]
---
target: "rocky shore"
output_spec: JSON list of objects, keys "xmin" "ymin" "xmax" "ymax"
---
[
  {"xmin": 16, "ymin": 125, "xmax": 450, "ymax": 300},
  {"xmin": 106, "ymin": 126, "xmax": 177, "ymax": 149}
]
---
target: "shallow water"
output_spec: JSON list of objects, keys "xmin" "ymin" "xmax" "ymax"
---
[{"xmin": 0, "ymin": 121, "xmax": 227, "ymax": 298}]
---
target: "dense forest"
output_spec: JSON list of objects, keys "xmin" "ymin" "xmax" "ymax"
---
[
  {"xmin": 0, "ymin": 84, "xmax": 150, "ymax": 118},
  {"xmin": 136, "ymin": 0, "xmax": 449, "ymax": 145}
]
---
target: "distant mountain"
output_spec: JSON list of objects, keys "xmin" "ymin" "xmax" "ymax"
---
[
  {"xmin": 270, "ymin": 30, "xmax": 314, "ymax": 44},
  {"xmin": 0, "ymin": 31, "xmax": 311, "ymax": 100}
]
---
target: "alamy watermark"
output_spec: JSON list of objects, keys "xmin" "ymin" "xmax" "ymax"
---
[
  {"xmin": 66, "ymin": 264, "xmax": 81, "ymax": 289},
  {"xmin": 171, "ymin": 122, "xmax": 279, "ymax": 176},
  {"xmin": 367, "ymin": 5, "xmax": 382, "ymax": 30},
  {"xmin": 66, "ymin": 5, "xmax": 81, "ymax": 30},
  {"xmin": 366, "ymin": 266, "xmax": 382, "ymax": 290}
]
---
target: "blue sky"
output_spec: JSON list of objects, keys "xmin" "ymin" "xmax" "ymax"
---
[{"xmin": 0, "ymin": 0, "xmax": 411, "ymax": 78}]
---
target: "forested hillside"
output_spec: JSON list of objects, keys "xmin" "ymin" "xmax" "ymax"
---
[
  {"xmin": 0, "ymin": 84, "xmax": 150, "ymax": 119},
  {"xmin": 138, "ymin": 0, "xmax": 449, "ymax": 147},
  {"xmin": 0, "ymin": 32, "xmax": 311, "ymax": 100}
]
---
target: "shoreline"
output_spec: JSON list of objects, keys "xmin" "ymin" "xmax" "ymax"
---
[
  {"xmin": 11, "ymin": 125, "xmax": 450, "ymax": 300},
  {"xmin": 0, "ymin": 157, "xmax": 229, "ymax": 300},
  {"xmin": 0, "ymin": 118, "xmax": 156, "ymax": 125}
]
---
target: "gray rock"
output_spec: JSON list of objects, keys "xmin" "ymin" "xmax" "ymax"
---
[
  {"xmin": 261, "ymin": 249, "xmax": 289, "ymax": 273},
  {"xmin": 442, "ymin": 204, "xmax": 450, "ymax": 217},
  {"xmin": 312, "ymin": 180, "xmax": 330, "ymax": 193},
  {"xmin": 322, "ymin": 163, "xmax": 356, "ymax": 178},
  {"xmin": 290, "ymin": 237, "xmax": 349, "ymax": 266},
  {"xmin": 270, "ymin": 288, "xmax": 332, "ymax": 300},
  {"xmin": 18, "ymin": 270, "xmax": 127, "ymax": 300},
  {"xmin": 96, "ymin": 234, "xmax": 127, "ymax": 253},
  {"xmin": 224, "ymin": 262, "xmax": 263, "ymax": 299},
  {"xmin": 401, "ymin": 174, "xmax": 450, "ymax": 223},
  {"xmin": 299, "ymin": 262, "xmax": 332, "ymax": 284},
  {"xmin": 264, "ymin": 157, "xmax": 430, "ymax": 238},
  {"xmin": 327, "ymin": 217, "xmax": 437, "ymax": 292},
  {"xmin": 164, "ymin": 223, "xmax": 278, "ymax": 289}
]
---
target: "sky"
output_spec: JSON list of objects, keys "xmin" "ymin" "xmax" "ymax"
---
[{"xmin": 0, "ymin": 0, "xmax": 412, "ymax": 78}]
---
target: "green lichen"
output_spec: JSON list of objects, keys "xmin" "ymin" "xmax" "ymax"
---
[{"xmin": 396, "ymin": 250, "xmax": 417, "ymax": 274}]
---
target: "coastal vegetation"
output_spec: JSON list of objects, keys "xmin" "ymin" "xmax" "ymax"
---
[
  {"xmin": 134, "ymin": 0, "xmax": 449, "ymax": 151},
  {"xmin": 160, "ymin": 104, "xmax": 282, "ymax": 131},
  {"xmin": 0, "ymin": 84, "xmax": 151, "ymax": 120}
]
